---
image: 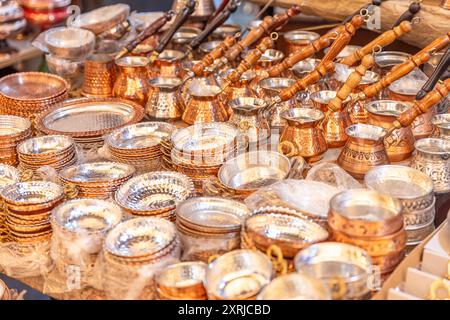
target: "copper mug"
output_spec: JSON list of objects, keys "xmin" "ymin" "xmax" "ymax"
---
[
  {"xmin": 310, "ymin": 90, "xmax": 352, "ymax": 148},
  {"xmin": 337, "ymin": 123, "xmax": 390, "ymax": 179},
  {"xmin": 113, "ymin": 56, "xmax": 150, "ymax": 106},
  {"xmin": 182, "ymin": 83, "xmax": 229, "ymax": 125},
  {"xmin": 82, "ymin": 54, "xmax": 116, "ymax": 97},
  {"xmin": 228, "ymin": 97, "xmax": 270, "ymax": 146},
  {"xmin": 365, "ymin": 100, "xmax": 415, "ymax": 162},
  {"xmin": 150, "ymin": 49, "xmax": 186, "ymax": 78},
  {"xmin": 282, "ymin": 30, "xmax": 320, "ymax": 57},
  {"xmin": 410, "ymin": 138, "xmax": 450, "ymax": 194},
  {"xmin": 279, "ymin": 108, "xmax": 328, "ymax": 162},
  {"xmin": 145, "ymin": 77, "xmax": 183, "ymax": 120}
]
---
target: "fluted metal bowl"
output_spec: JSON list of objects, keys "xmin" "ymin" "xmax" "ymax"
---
[
  {"xmin": 1, "ymin": 181, "xmax": 64, "ymax": 206},
  {"xmin": 59, "ymin": 162, "xmax": 135, "ymax": 185},
  {"xmin": 257, "ymin": 272, "xmax": 330, "ymax": 300},
  {"xmin": 0, "ymin": 115, "xmax": 31, "ymax": 137},
  {"xmin": 206, "ymin": 249, "xmax": 273, "ymax": 300},
  {"xmin": 17, "ymin": 135, "xmax": 74, "ymax": 156}
]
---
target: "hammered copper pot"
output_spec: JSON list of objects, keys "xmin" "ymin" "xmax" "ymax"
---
[
  {"xmin": 182, "ymin": 84, "xmax": 228, "ymax": 125},
  {"xmin": 82, "ymin": 54, "xmax": 116, "ymax": 97},
  {"xmin": 113, "ymin": 56, "xmax": 150, "ymax": 106},
  {"xmin": 282, "ymin": 30, "xmax": 320, "ymax": 57},
  {"xmin": 219, "ymin": 70, "xmax": 257, "ymax": 108},
  {"xmin": 337, "ymin": 124, "xmax": 390, "ymax": 179},
  {"xmin": 145, "ymin": 77, "xmax": 183, "ymax": 120},
  {"xmin": 279, "ymin": 108, "xmax": 328, "ymax": 162},
  {"xmin": 150, "ymin": 50, "xmax": 186, "ymax": 78},
  {"xmin": 365, "ymin": 100, "xmax": 415, "ymax": 162}
]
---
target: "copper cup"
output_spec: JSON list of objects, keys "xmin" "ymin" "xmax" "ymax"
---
[
  {"xmin": 146, "ymin": 77, "xmax": 183, "ymax": 120},
  {"xmin": 113, "ymin": 56, "xmax": 150, "ymax": 106},
  {"xmin": 82, "ymin": 54, "xmax": 116, "ymax": 97},
  {"xmin": 283, "ymin": 30, "xmax": 320, "ymax": 57},
  {"xmin": 432, "ymin": 113, "xmax": 450, "ymax": 140},
  {"xmin": 150, "ymin": 50, "xmax": 186, "ymax": 78},
  {"xmin": 365, "ymin": 100, "xmax": 416, "ymax": 162}
]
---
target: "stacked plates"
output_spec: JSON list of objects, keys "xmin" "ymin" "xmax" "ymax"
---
[
  {"xmin": 115, "ymin": 171, "xmax": 194, "ymax": 221},
  {"xmin": 51, "ymin": 198, "xmax": 123, "ymax": 278},
  {"xmin": 365, "ymin": 165, "xmax": 436, "ymax": 248},
  {"xmin": 35, "ymin": 97, "xmax": 145, "ymax": 150},
  {"xmin": 17, "ymin": 135, "xmax": 78, "ymax": 173},
  {"xmin": 0, "ymin": 115, "xmax": 32, "ymax": 165},
  {"xmin": 0, "ymin": 72, "xmax": 69, "ymax": 119},
  {"xmin": 1, "ymin": 181, "xmax": 64, "ymax": 244},
  {"xmin": 102, "ymin": 217, "xmax": 181, "ymax": 300},
  {"xmin": 0, "ymin": 164, "xmax": 21, "ymax": 240},
  {"xmin": 170, "ymin": 123, "xmax": 244, "ymax": 194},
  {"xmin": 105, "ymin": 122, "xmax": 174, "ymax": 174},
  {"xmin": 175, "ymin": 197, "xmax": 251, "ymax": 262},
  {"xmin": 59, "ymin": 162, "xmax": 135, "ymax": 199}
]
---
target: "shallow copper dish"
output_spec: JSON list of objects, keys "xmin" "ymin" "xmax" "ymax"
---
[
  {"xmin": 36, "ymin": 97, "xmax": 144, "ymax": 138},
  {"xmin": 59, "ymin": 162, "xmax": 135, "ymax": 186},
  {"xmin": 104, "ymin": 216, "xmax": 176, "ymax": 258},
  {"xmin": 257, "ymin": 272, "xmax": 330, "ymax": 300},
  {"xmin": 115, "ymin": 171, "xmax": 194, "ymax": 215},
  {"xmin": 44, "ymin": 27, "xmax": 96, "ymax": 60},
  {"xmin": 0, "ymin": 72, "xmax": 69, "ymax": 101},
  {"xmin": 206, "ymin": 249, "xmax": 273, "ymax": 300},
  {"xmin": 70, "ymin": 3, "xmax": 130, "ymax": 35}
]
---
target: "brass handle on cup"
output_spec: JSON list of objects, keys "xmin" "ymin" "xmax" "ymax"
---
[
  {"xmin": 278, "ymin": 141, "xmax": 298, "ymax": 158},
  {"xmin": 427, "ymin": 279, "xmax": 450, "ymax": 300},
  {"xmin": 266, "ymin": 244, "xmax": 288, "ymax": 275}
]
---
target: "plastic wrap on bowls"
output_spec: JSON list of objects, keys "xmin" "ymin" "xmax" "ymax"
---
[{"xmin": 306, "ymin": 162, "xmax": 362, "ymax": 190}]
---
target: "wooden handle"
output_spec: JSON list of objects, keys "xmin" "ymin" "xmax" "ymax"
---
[
  {"xmin": 192, "ymin": 35, "xmax": 237, "ymax": 76},
  {"xmin": 363, "ymin": 33, "xmax": 450, "ymax": 99},
  {"xmin": 321, "ymin": 15, "xmax": 364, "ymax": 64},
  {"xmin": 393, "ymin": 1, "xmax": 421, "ymax": 27},
  {"xmin": 224, "ymin": 5, "xmax": 301, "ymax": 63},
  {"xmin": 328, "ymin": 54, "xmax": 375, "ymax": 111},
  {"xmin": 340, "ymin": 21, "xmax": 412, "ymax": 66},
  {"xmin": 392, "ymin": 78, "xmax": 450, "ymax": 130},
  {"xmin": 416, "ymin": 47, "xmax": 450, "ymax": 100},
  {"xmin": 279, "ymin": 60, "xmax": 335, "ymax": 102},
  {"xmin": 227, "ymin": 37, "xmax": 274, "ymax": 84}
]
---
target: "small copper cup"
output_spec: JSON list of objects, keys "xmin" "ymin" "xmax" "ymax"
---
[
  {"xmin": 82, "ymin": 54, "xmax": 116, "ymax": 97},
  {"xmin": 283, "ymin": 30, "xmax": 319, "ymax": 57}
]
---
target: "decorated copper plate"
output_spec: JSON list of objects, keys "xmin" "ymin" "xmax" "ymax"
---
[
  {"xmin": 70, "ymin": 4, "xmax": 130, "ymax": 35},
  {"xmin": 59, "ymin": 162, "xmax": 135, "ymax": 185},
  {"xmin": 36, "ymin": 98, "xmax": 144, "ymax": 138},
  {"xmin": 176, "ymin": 197, "xmax": 250, "ymax": 232},
  {"xmin": 105, "ymin": 122, "xmax": 174, "ymax": 150},
  {"xmin": 115, "ymin": 171, "xmax": 194, "ymax": 213},
  {"xmin": 0, "ymin": 72, "xmax": 68, "ymax": 101},
  {"xmin": 52, "ymin": 198, "xmax": 122, "ymax": 233},
  {"xmin": 104, "ymin": 217, "xmax": 176, "ymax": 258}
]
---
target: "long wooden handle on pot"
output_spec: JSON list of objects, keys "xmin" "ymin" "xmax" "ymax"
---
[
  {"xmin": 340, "ymin": 21, "xmax": 412, "ymax": 66},
  {"xmin": 388, "ymin": 78, "xmax": 450, "ymax": 136},
  {"xmin": 223, "ymin": 5, "xmax": 301, "ymax": 63},
  {"xmin": 328, "ymin": 54, "xmax": 375, "ymax": 112},
  {"xmin": 226, "ymin": 36, "xmax": 274, "ymax": 84},
  {"xmin": 192, "ymin": 35, "xmax": 238, "ymax": 77},
  {"xmin": 362, "ymin": 33, "xmax": 450, "ymax": 99},
  {"xmin": 278, "ymin": 60, "xmax": 335, "ymax": 102}
]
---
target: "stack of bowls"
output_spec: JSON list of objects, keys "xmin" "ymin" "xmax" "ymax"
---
[
  {"xmin": 0, "ymin": 115, "xmax": 32, "ymax": 165},
  {"xmin": 59, "ymin": 162, "xmax": 135, "ymax": 199},
  {"xmin": 175, "ymin": 197, "xmax": 251, "ymax": 262},
  {"xmin": 17, "ymin": 135, "xmax": 78, "ymax": 173},
  {"xmin": 51, "ymin": 198, "xmax": 123, "ymax": 282},
  {"xmin": 294, "ymin": 242, "xmax": 373, "ymax": 300},
  {"xmin": 205, "ymin": 249, "xmax": 274, "ymax": 300},
  {"xmin": 170, "ymin": 123, "xmax": 244, "ymax": 194},
  {"xmin": 0, "ymin": 164, "xmax": 21, "ymax": 241},
  {"xmin": 102, "ymin": 217, "xmax": 181, "ymax": 300},
  {"xmin": 104, "ymin": 122, "xmax": 174, "ymax": 174},
  {"xmin": 0, "ymin": 72, "xmax": 69, "ymax": 119},
  {"xmin": 328, "ymin": 189, "xmax": 406, "ymax": 276},
  {"xmin": 115, "ymin": 171, "xmax": 194, "ymax": 221},
  {"xmin": 1, "ymin": 181, "xmax": 64, "ymax": 244},
  {"xmin": 154, "ymin": 261, "xmax": 207, "ymax": 300},
  {"xmin": 365, "ymin": 165, "xmax": 436, "ymax": 249},
  {"xmin": 241, "ymin": 209, "xmax": 329, "ymax": 269}
]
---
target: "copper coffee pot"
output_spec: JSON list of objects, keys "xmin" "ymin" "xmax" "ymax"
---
[{"xmin": 337, "ymin": 79, "xmax": 450, "ymax": 179}]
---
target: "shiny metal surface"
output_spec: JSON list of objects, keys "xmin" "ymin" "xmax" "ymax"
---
[
  {"xmin": 432, "ymin": 113, "xmax": 450, "ymax": 140},
  {"xmin": 324, "ymin": 45, "xmax": 361, "ymax": 60},
  {"xmin": 59, "ymin": 162, "xmax": 135, "ymax": 184},
  {"xmin": 44, "ymin": 27, "xmax": 95, "ymax": 59},
  {"xmin": 0, "ymin": 164, "xmax": 20, "ymax": 191},
  {"xmin": 146, "ymin": 77, "xmax": 183, "ymax": 120},
  {"xmin": 0, "ymin": 115, "xmax": 31, "ymax": 137},
  {"xmin": 334, "ymin": 63, "xmax": 379, "ymax": 85},
  {"xmin": 0, "ymin": 181, "xmax": 64, "ymax": 205},
  {"xmin": 291, "ymin": 58, "xmax": 320, "ymax": 78},
  {"xmin": 17, "ymin": 135, "xmax": 74, "ymax": 156}
]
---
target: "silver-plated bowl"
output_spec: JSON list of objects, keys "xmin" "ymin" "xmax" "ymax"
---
[
  {"xmin": 17, "ymin": 135, "xmax": 74, "ymax": 156},
  {"xmin": 324, "ymin": 45, "xmax": 361, "ymax": 60},
  {"xmin": 59, "ymin": 162, "xmax": 135, "ymax": 185},
  {"xmin": 257, "ymin": 272, "xmax": 330, "ymax": 300},
  {"xmin": 44, "ymin": 27, "xmax": 96, "ymax": 60},
  {"xmin": 281, "ymin": 107, "xmax": 325, "ymax": 123},
  {"xmin": 365, "ymin": 165, "xmax": 434, "ymax": 212},
  {"xmin": 176, "ymin": 197, "xmax": 251, "ymax": 232},
  {"xmin": 115, "ymin": 171, "xmax": 194, "ymax": 214},
  {"xmin": 105, "ymin": 122, "xmax": 174, "ymax": 150},
  {"xmin": 218, "ymin": 151, "xmax": 296, "ymax": 192},
  {"xmin": 0, "ymin": 115, "xmax": 31, "ymax": 138},
  {"xmin": 432, "ymin": 113, "xmax": 450, "ymax": 140},
  {"xmin": 70, "ymin": 3, "xmax": 130, "ymax": 35},
  {"xmin": 115, "ymin": 56, "xmax": 149, "ymax": 67},
  {"xmin": 294, "ymin": 242, "xmax": 372, "ymax": 299},
  {"xmin": 104, "ymin": 217, "xmax": 176, "ymax": 258},
  {"xmin": 258, "ymin": 77, "xmax": 296, "ymax": 95},
  {"xmin": 52, "ymin": 198, "xmax": 123, "ymax": 234},
  {"xmin": 0, "ymin": 164, "xmax": 20, "ymax": 191},
  {"xmin": 206, "ymin": 249, "xmax": 273, "ymax": 300},
  {"xmin": 334, "ymin": 63, "xmax": 380, "ymax": 85},
  {"xmin": 46, "ymin": 54, "xmax": 85, "ymax": 77},
  {"xmin": 0, "ymin": 181, "xmax": 64, "ymax": 206}
]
